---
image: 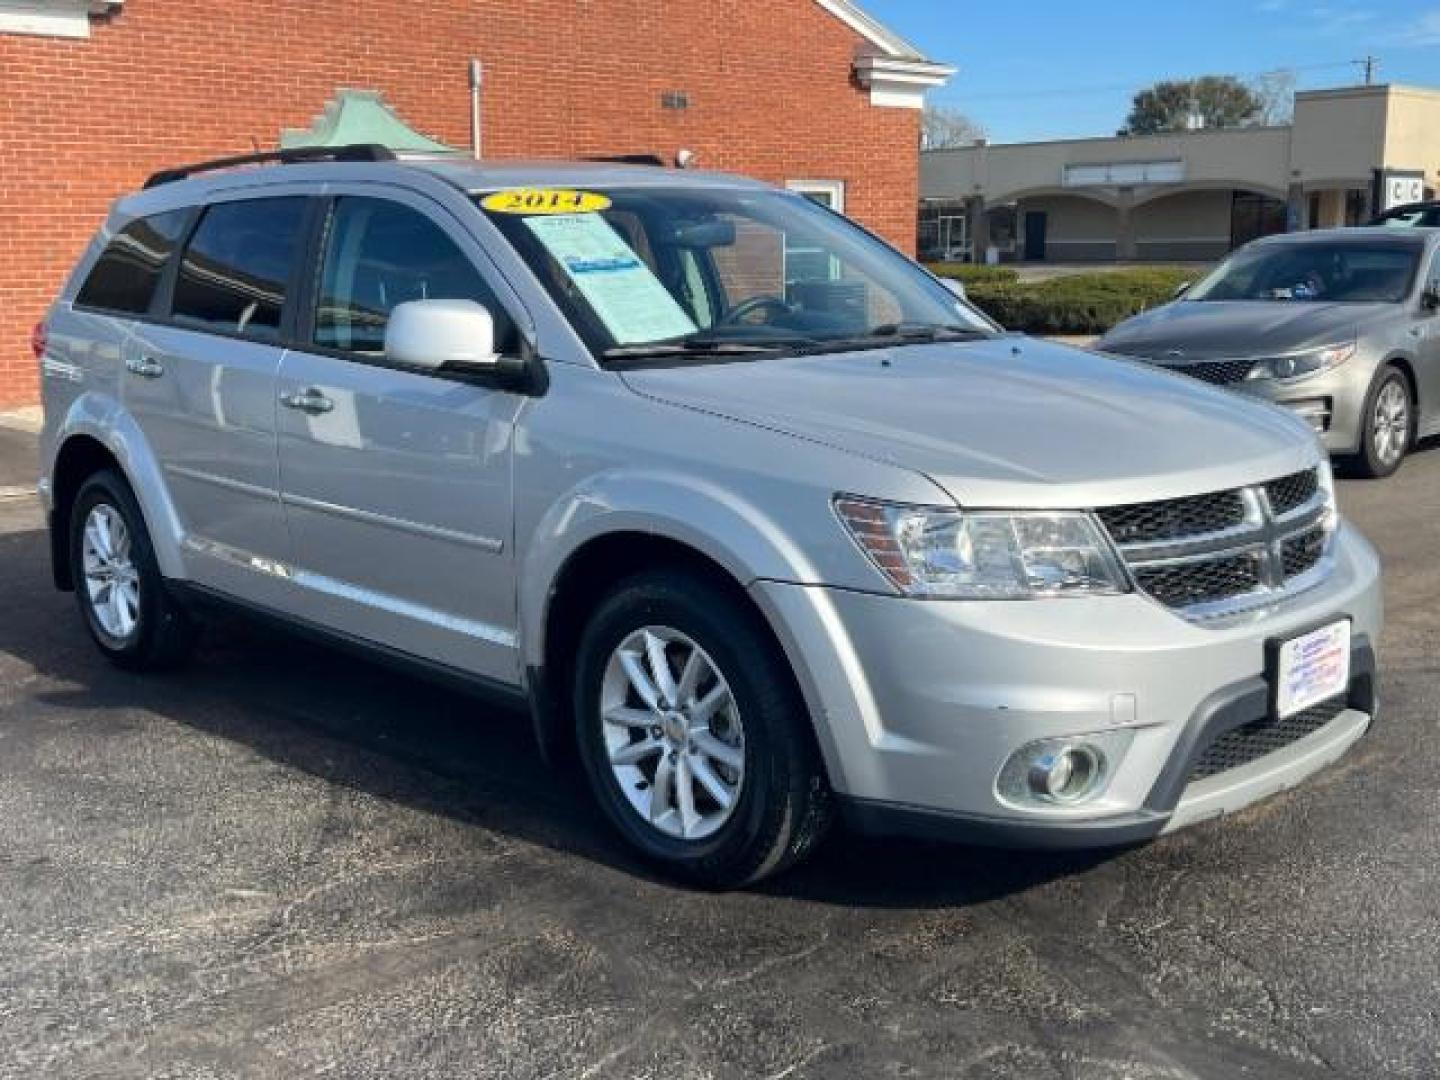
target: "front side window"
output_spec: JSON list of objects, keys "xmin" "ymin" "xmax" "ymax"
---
[
  {"xmin": 314, "ymin": 197, "xmax": 513, "ymax": 357},
  {"xmin": 75, "ymin": 210, "xmax": 189, "ymax": 315},
  {"xmin": 171, "ymin": 197, "xmax": 307, "ymax": 342},
  {"xmin": 1188, "ymin": 241, "xmax": 1423, "ymax": 304},
  {"xmin": 478, "ymin": 185, "xmax": 993, "ymax": 362}
]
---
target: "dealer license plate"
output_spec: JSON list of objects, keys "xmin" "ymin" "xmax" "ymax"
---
[{"xmin": 1274, "ymin": 620, "xmax": 1351, "ymax": 719}]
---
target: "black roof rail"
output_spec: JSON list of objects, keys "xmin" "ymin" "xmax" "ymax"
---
[
  {"xmin": 583, "ymin": 154, "xmax": 667, "ymax": 167},
  {"xmin": 143, "ymin": 143, "xmax": 399, "ymax": 189}
]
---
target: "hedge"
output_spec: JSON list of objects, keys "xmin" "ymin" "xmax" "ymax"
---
[
  {"xmin": 926, "ymin": 262, "xmax": 1020, "ymax": 286},
  {"xmin": 958, "ymin": 267, "xmax": 1197, "ymax": 335}
]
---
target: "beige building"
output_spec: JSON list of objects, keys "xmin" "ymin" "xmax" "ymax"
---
[{"xmin": 919, "ymin": 83, "xmax": 1440, "ymax": 264}]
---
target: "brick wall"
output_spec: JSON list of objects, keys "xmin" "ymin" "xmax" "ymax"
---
[{"xmin": 0, "ymin": 1, "xmax": 921, "ymax": 407}]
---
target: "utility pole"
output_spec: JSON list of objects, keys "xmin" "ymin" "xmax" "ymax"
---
[{"xmin": 1354, "ymin": 55, "xmax": 1379, "ymax": 86}]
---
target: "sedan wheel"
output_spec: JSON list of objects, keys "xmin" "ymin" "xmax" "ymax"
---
[
  {"xmin": 1371, "ymin": 379, "xmax": 1410, "ymax": 470},
  {"xmin": 600, "ymin": 626, "xmax": 745, "ymax": 842}
]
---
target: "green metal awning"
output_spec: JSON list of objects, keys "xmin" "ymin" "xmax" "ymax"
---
[{"xmin": 281, "ymin": 89, "xmax": 460, "ymax": 155}]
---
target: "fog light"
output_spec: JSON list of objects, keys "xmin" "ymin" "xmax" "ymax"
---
[
  {"xmin": 1029, "ymin": 746, "xmax": 1102, "ymax": 802},
  {"xmin": 996, "ymin": 731, "xmax": 1131, "ymax": 809}
]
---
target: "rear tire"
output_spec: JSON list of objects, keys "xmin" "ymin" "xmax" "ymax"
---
[
  {"xmin": 1353, "ymin": 365, "xmax": 1414, "ymax": 479},
  {"xmin": 70, "ymin": 469, "xmax": 195, "ymax": 671},
  {"xmin": 573, "ymin": 570, "xmax": 831, "ymax": 888}
]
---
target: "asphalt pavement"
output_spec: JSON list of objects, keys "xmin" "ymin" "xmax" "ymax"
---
[{"xmin": 1, "ymin": 426, "xmax": 1437, "ymax": 1079}]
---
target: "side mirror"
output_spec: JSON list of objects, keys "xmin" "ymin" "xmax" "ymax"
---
[
  {"xmin": 941, "ymin": 278, "xmax": 968, "ymax": 302},
  {"xmin": 384, "ymin": 300, "xmax": 527, "ymax": 382},
  {"xmin": 1172, "ymin": 281, "xmax": 1193, "ymax": 300},
  {"xmin": 1423, "ymin": 284, "xmax": 1440, "ymax": 312}
]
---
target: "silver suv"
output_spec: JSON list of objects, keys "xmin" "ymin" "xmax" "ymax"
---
[{"xmin": 38, "ymin": 146, "xmax": 1382, "ymax": 886}]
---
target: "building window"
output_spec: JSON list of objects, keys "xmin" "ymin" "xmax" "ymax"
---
[
  {"xmin": 0, "ymin": 1, "xmax": 118, "ymax": 38},
  {"xmin": 785, "ymin": 180, "xmax": 846, "ymax": 214},
  {"xmin": 784, "ymin": 181, "xmax": 846, "ymax": 283}
]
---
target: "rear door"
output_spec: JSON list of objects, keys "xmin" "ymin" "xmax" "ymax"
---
[
  {"xmin": 126, "ymin": 194, "xmax": 310, "ymax": 606},
  {"xmin": 275, "ymin": 189, "xmax": 528, "ymax": 683}
]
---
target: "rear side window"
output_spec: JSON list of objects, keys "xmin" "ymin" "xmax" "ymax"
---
[
  {"xmin": 171, "ymin": 197, "xmax": 307, "ymax": 342},
  {"xmin": 74, "ymin": 211, "xmax": 188, "ymax": 315},
  {"xmin": 313, "ymin": 197, "xmax": 513, "ymax": 356}
]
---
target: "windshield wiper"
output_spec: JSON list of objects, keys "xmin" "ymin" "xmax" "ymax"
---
[
  {"xmin": 600, "ymin": 341, "xmax": 790, "ymax": 363},
  {"xmin": 866, "ymin": 322, "xmax": 990, "ymax": 342}
]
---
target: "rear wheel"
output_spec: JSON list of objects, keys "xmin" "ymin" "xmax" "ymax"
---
[
  {"xmin": 1354, "ymin": 365, "xmax": 1414, "ymax": 479},
  {"xmin": 574, "ymin": 570, "xmax": 831, "ymax": 888},
  {"xmin": 70, "ymin": 470, "xmax": 195, "ymax": 670}
]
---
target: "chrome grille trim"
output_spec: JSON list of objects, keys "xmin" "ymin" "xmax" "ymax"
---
[{"xmin": 1097, "ymin": 468, "xmax": 1335, "ymax": 621}]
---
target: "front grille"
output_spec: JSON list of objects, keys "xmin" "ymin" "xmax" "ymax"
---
[
  {"xmin": 1134, "ymin": 554, "xmax": 1263, "ymax": 608},
  {"xmin": 1097, "ymin": 467, "xmax": 1330, "ymax": 618},
  {"xmin": 1266, "ymin": 469, "xmax": 1320, "ymax": 516},
  {"xmin": 1282, "ymin": 527, "xmax": 1327, "ymax": 577},
  {"xmin": 1096, "ymin": 490, "xmax": 1246, "ymax": 545},
  {"xmin": 1189, "ymin": 697, "xmax": 1349, "ymax": 782},
  {"xmin": 1161, "ymin": 359, "xmax": 1258, "ymax": 385}
]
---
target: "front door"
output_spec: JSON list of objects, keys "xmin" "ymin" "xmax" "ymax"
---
[
  {"xmin": 1416, "ymin": 247, "xmax": 1440, "ymax": 439},
  {"xmin": 126, "ymin": 195, "xmax": 309, "ymax": 607},
  {"xmin": 275, "ymin": 192, "xmax": 526, "ymax": 683},
  {"xmin": 1024, "ymin": 211, "xmax": 1048, "ymax": 261}
]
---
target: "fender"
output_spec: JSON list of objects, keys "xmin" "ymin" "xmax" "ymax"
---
[
  {"xmin": 50, "ymin": 390, "xmax": 189, "ymax": 581},
  {"xmin": 516, "ymin": 467, "xmax": 827, "ymax": 675}
]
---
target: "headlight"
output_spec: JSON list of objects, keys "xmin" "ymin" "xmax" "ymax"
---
[
  {"xmin": 834, "ymin": 497, "xmax": 1130, "ymax": 599},
  {"xmin": 1247, "ymin": 342, "xmax": 1356, "ymax": 381}
]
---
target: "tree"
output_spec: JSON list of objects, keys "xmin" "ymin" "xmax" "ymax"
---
[
  {"xmin": 922, "ymin": 105, "xmax": 986, "ymax": 150},
  {"xmin": 1119, "ymin": 76, "xmax": 1262, "ymax": 136}
]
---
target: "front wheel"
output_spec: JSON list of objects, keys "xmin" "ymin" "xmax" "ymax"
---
[
  {"xmin": 1354, "ymin": 365, "xmax": 1414, "ymax": 479},
  {"xmin": 574, "ymin": 571, "xmax": 831, "ymax": 888}
]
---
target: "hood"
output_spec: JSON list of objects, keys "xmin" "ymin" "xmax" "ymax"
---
[
  {"xmin": 1098, "ymin": 299, "xmax": 1392, "ymax": 360},
  {"xmin": 620, "ymin": 337, "xmax": 1318, "ymax": 508}
]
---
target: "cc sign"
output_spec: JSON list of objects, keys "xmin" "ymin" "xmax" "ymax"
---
[{"xmin": 1382, "ymin": 171, "xmax": 1426, "ymax": 211}]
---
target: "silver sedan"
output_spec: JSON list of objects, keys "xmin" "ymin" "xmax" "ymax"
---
[{"xmin": 1099, "ymin": 228, "xmax": 1440, "ymax": 478}]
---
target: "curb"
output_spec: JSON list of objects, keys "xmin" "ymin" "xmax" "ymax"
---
[{"xmin": 0, "ymin": 486, "xmax": 37, "ymax": 502}]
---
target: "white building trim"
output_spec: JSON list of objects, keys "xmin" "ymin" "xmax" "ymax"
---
[
  {"xmin": 853, "ymin": 55, "xmax": 956, "ymax": 111},
  {"xmin": 813, "ymin": 0, "xmax": 925, "ymax": 59},
  {"xmin": 0, "ymin": 0, "xmax": 121, "ymax": 38}
]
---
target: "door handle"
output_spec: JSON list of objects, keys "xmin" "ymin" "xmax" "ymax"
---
[
  {"xmin": 280, "ymin": 388, "xmax": 335, "ymax": 415},
  {"xmin": 125, "ymin": 355, "xmax": 165, "ymax": 379}
]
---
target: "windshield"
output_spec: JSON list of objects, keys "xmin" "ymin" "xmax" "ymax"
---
[
  {"xmin": 477, "ymin": 184, "xmax": 996, "ymax": 362},
  {"xmin": 1187, "ymin": 240, "xmax": 1421, "ymax": 303}
]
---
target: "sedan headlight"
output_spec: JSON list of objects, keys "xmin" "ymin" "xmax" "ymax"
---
[
  {"xmin": 834, "ymin": 497, "xmax": 1130, "ymax": 599},
  {"xmin": 1247, "ymin": 342, "xmax": 1356, "ymax": 381}
]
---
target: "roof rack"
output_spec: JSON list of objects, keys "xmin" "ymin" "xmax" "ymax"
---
[
  {"xmin": 143, "ymin": 143, "xmax": 398, "ymax": 189},
  {"xmin": 583, "ymin": 154, "xmax": 667, "ymax": 168}
]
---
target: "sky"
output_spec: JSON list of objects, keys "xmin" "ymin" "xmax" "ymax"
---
[{"xmin": 864, "ymin": 0, "xmax": 1440, "ymax": 143}]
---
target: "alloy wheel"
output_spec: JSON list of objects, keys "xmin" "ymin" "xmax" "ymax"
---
[
  {"xmin": 1372, "ymin": 380, "xmax": 1410, "ymax": 468},
  {"xmin": 81, "ymin": 503, "xmax": 141, "ymax": 642},
  {"xmin": 599, "ymin": 626, "xmax": 746, "ymax": 841}
]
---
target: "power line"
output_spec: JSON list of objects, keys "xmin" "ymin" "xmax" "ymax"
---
[{"xmin": 941, "ymin": 59, "xmax": 1361, "ymax": 104}]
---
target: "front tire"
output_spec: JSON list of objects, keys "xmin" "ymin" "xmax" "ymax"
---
[
  {"xmin": 1354, "ymin": 365, "xmax": 1414, "ymax": 479},
  {"xmin": 70, "ymin": 469, "xmax": 195, "ymax": 670},
  {"xmin": 574, "ymin": 571, "xmax": 831, "ymax": 888}
]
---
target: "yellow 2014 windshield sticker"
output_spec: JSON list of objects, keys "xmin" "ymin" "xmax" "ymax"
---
[{"xmin": 481, "ymin": 189, "xmax": 612, "ymax": 215}]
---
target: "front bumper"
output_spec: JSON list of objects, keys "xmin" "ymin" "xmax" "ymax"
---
[
  {"xmin": 1231, "ymin": 371, "xmax": 1372, "ymax": 455},
  {"xmin": 751, "ymin": 522, "xmax": 1382, "ymax": 847}
]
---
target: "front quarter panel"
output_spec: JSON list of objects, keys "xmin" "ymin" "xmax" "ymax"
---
[{"xmin": 513, "ymin": 362, "xmax": 947, "ymax": 672}]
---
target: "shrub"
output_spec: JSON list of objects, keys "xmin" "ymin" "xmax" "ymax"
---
[
  {"xmin": 964, "ymin": 267, "xmax": 1197, "ymax": 335},
  {"xmin": 926, "ymin": 262, "xmax": 1020, "ymax": 286}
]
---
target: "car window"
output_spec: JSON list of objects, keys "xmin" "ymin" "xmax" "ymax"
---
[
  {"xmin": 314, "ymin": 197, "xmax": 513, "ymax": 357},
  {"xmin": 1188, "ymin": 241, "xmax": 1422, "ymax": 304},
  {"xmin": 74, "ymin": 210, "xmax": 189, "ymax": 315},
  {"xmin": 479, "ymin": 187, "xmax": 974, "ymax": 358},
  {"xmin": 171, "ymin": 197, "xmax": 307, "ymax": 342}
]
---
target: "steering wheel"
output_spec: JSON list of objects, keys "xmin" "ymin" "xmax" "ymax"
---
[{"xmin": 719, "ymin": 294, "xmax": 794, "ymax": 326}]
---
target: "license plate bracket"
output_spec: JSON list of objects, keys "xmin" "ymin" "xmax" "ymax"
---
[{"xmin": 1268, "ymin": 618, "xmax": 1352, "ymax": 720}]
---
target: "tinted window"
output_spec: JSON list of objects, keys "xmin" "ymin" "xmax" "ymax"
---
[
  {"xmin": 1188, "ymin": 241, "xmax": 1421, "ymax": 304},
  {"xmin": 172, "ymin": 198, "xmax": 307, "ymax": 342},
  {"xmin": 74, "ymin": 211, "xmax": 188, "ymax": 315},
  {"xmin": 314, "ymin": 197, "xmax": 511, "ymax": 355}
]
